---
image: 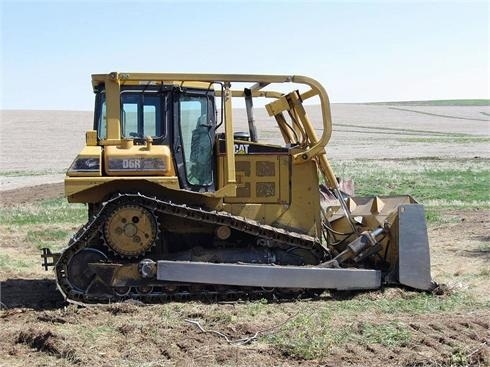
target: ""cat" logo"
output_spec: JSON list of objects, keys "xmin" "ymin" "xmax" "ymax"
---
[{"xmin": 234, "ymin": 144, "xmax": 249, "ymax": 154}]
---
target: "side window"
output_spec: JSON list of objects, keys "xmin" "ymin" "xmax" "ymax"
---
[{"xmin": 180, "ymin": 96, "xmax": 213, "ymax": 186}]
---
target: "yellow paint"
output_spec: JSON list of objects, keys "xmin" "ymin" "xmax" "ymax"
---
[
  {"xmin": 104, "ymin": 144, "xmax": 174, "ymax": 176},
  {"xmin": 71, "ymin": 72, "xmax": 338, "ymax": 238}
]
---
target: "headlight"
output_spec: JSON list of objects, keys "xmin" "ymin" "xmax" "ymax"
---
[{"xmin": 68, "ymin": 157, "xmax": 101, "ymax": 173}]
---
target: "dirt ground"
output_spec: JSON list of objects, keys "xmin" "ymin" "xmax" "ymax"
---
[
  {"xmin": 0, "ymin": 182, "xmax": 64, "ymax": 206},
  {"xmin": 0, "ymin": 184, "xmax": 488, "ymax": 367},
  {"xmin": 0, "ymin": 105, "xmax": 488, "ymax": 366}
]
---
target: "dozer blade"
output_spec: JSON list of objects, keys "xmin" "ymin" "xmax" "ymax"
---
[
  {"xmin": 397, "ymin": 204, "xmax": 434, "ymax": 291},
  {"xmin": 157, "ymin": 261, "xmax": 382, "ymax": 290}
]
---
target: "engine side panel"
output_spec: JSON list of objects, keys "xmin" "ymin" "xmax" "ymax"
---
[{"xmin": 219, "ymin": 152, "xmax": 321, "ymax": 237}]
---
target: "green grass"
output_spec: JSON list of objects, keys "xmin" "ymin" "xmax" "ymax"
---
[
  {"xmin": 479, "ymin": 242, "xmax": 490, "ymax": 253},
  {"xmin": 354, "ymin": 321, "xmax": 411, "ymax": 347},
  {"xmin": 266, "ymin": 307, "xmax": 348, "ymax": 359},
  {"xmin": 366, "ymin": 99, "xmax": 490, "ymax": 106},
  {"xmin": 0, "ymin": 169, "xmax": 64, "ymax": 177},
  {"xmin": 245, "ymin": 297, "xmax": 269, "ymax": 316},
  {"xmin": 332, "ymin": 159, "xmax": 490, "ymax": 207},
  {"xmin": 332, "ymin": 160, "xmax": 490, "ymax": 224},
  {"xmin": 265, "ymin": 290, "xmax": 481, "ymax": 360},
  {"xmin": 26, "ymin": 228, "xmax": 72, "ymax": 250},
  {"xmin": 0, "ymin": 198, "xmax": 85, "ymax": 253},
  {"xmin": 80, "ymin": 325, "xmax": 117, "ymax": 343},
  {"xmin": 329, "ymin": 290, "xmax": 479, "ymax": 314},
  {"xmin": 388, "ymin": 106, "xmax": 489, "ymax": 122},
  {"xmin": 334, "ymin": 123, "xmax": 469, "ymax": 137},
  {"xmin": 401, "ymin": 136, "xmax": 490, "ymax": 144},
  {"xmin": 0, "ymin": 198, "xmax": 86, "ymax": 226},
  {"xmin": 267, "ymin": 313, "xmax": 410, "ymax": 359},
  {"xmin": 0, "ymin": 253, "xmax": 33, "ymax": 271}
]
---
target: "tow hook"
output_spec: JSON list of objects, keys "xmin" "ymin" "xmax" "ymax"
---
[{"xmin": 41, "ymin": 248, "xmax": 60, "ymax": 270}]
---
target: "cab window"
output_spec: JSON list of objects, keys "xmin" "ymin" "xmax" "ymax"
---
[
  {"xmin": 179, "ymin": 95, "xmax": 213, "ymax": 186},
  {"xmin": 97, "ymin": 92, "xmax": 164, "ymax": 140}
]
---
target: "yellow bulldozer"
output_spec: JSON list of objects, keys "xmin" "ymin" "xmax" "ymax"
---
[{"xmin": 42, "ymin": 72, "xmax": 434, "ymax": 303}]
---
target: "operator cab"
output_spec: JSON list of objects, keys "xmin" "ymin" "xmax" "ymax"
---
[{"xmin": 93, "ymin": 85, "xmax": 216, "ymax": 192}]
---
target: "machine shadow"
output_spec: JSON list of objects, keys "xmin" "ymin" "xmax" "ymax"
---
[
  {"xmin": 0, "ymin": 279, "xmax": 376, "ymax": 311},
  {"xmin": 0, "ymin": 278, "xmax": 377, "ymax": 309},
  {"xmin": 461, "ymin": 235, "xmax": 490, "ymax": 259},
  {"xmin": 1, "ymin": 278, "xmax": 66, "ymax": 310}
]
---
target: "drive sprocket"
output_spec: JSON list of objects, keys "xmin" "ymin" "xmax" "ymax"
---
[{"xmin": 103, "ymin": 204, "xmax": 158, "ymax": 257}]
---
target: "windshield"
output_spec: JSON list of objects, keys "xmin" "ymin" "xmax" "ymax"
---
[{"xmin": 97, "ymin": 91, "xmax": 165, "ymax": 140}]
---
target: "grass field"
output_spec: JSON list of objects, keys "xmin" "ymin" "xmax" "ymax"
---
[{"xmin": 332, "ymin": 158, "xmax": 490, "ymax": 204}]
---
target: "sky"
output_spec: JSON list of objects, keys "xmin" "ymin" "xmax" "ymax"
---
[{"xmin": 1, "ymin": 0, "xmax": 489, "ymax": 110}]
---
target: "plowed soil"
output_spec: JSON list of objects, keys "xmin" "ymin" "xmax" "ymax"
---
[{"xmin": 1, "ymin": 303, "xmax": 488, "ymax": 367}]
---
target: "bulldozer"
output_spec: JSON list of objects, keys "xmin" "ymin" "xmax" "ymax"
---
[{"xmin": 41, "ymin": 72, "xmax": 434, "ymax": 304}]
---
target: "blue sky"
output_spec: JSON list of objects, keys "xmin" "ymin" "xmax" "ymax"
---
[{"xmin": 1, "ymin": 0, "xmax": 489, "ymax": 110}]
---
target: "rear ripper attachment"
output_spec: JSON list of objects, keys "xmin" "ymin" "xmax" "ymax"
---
[{"xmin": 42, "ymin": 73, "xmax": 434, "ymax": 304}]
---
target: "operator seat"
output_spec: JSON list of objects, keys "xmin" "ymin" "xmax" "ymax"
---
[{"xmin": 189, "ymin": 115, "xmax": 213, "ymax": 185}]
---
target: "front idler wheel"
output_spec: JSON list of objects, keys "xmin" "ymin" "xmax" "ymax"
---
[{"xmin": 66, "ymin": 248, "xmax": 108, "ymax": 292}]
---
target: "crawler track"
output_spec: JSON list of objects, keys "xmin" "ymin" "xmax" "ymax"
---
[{"xmin": 55, "ymin": 193, "xmax": 327, "ymax": 304}]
